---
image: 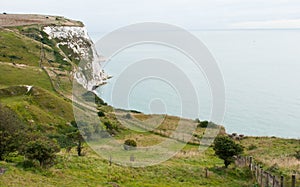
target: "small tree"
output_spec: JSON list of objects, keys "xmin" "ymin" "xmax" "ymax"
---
[
  {"xmin": 213, "ymin": 136, "xmax": 243, "ymax": 168},
  {"xmin": 295, "ymin": 150, "xmax": 300, "ymax": 160},
  {"xmin": 23, "ymin": 138, "xmax": 60, "ymax": 167},
  {"xmin": 67, "ymin": 130, "xmax": 84, "ymax": 156}
]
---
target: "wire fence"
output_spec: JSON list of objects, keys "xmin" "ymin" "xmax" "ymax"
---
[{"xmin": 236, "ymin": 156, "xmax": 298, "ymax": 187}]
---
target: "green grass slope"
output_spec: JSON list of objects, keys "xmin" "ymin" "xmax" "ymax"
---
[
  {"xmin": 0, "ymin": 146, "xmax": 254, "ymax": 187},
  {"xmin": 0, "ymin": 29, "xmax": 41, "ymax": 66},
  {"xmin": 0, "ymin": 63, "xmax": 54, "ymax": 91},
  {"xmin": 0, "ymin": 85, "xmax": 73, "ymax": 125}
]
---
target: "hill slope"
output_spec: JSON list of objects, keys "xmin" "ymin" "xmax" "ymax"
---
[{"xmin": 0, "ymin": 14, "xmax": 299, "ymax": 187}]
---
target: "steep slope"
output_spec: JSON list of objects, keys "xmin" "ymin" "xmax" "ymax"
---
[
  {"xmin": 0, "ymin": 14, "xmax": 107, "ymax": 125},
  {"xmin": 0, "ymin": 86, "xmax": 74, "ymax": 125}
]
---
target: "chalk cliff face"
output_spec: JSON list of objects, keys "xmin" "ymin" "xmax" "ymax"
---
[
  {"xmin": 43, "ymin": 26, "xmax": 107, "ymax": 91},
  {"xmin": 43, "ymin": 26, "xmax": 92, "ymax": 61}
]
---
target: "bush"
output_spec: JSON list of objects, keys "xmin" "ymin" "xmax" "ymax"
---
[
  {"xmin": 0, "ymin": 104, "xmax": 25, "ymax": 160},
  {"xmin": 23, "ymin": 138, "xmax": 60, "ymax": 167},
  {"xmin": 124, "ymin": 139, "xmax": 137, "ymax": 151},
  {"xmin": 197, "ymin": 120, "xmax": 218, "ymax": 128},
  {"xmin": 295, "ymin": 150, "xmax": 300, "ymax": 160},
  {"xmin": 97, "ymin": 111, "xmax": 105, "ymax": 117},
  {"xmin": 247, "ymin": 144, "xmax": 258, "ymax": 151},
  {"xmin": 125, "ymin": 113, "xmax": 131, "ymax": 119},
  {"xmin": 197, "ymin": 120, "xmax": 208, "ymax": 128}
]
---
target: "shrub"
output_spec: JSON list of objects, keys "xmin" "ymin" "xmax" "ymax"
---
[
  {"xmin": 123, "ymin": 139, "xmax": 137, "ymax": 151},
  {"xmin": 23, "ymin": 138, "xmax": 60, "ymax": 167},
  {"xmin": 97, "ymin": 111, "xmax": 105, "ymax": 117},
  {"xmin": 295, "ymin": 150, "xmax": 300, "ymax": 160},
  {"xmin": 0, "ymin": 104, "xmax": 25, "ymax": 160},
  {"xmin": 103, "ymin": 121, "xmax": 119, "ymax": 134},
  {"xmin": 198, "ymin": 120, "xmax": 209, "ymax": 128},
  {"xmin": 197, "ymin": 120, "xmax": 218, "ymax": 128},
  {"xmin": 247, "ymin": 144, "xmax": 258, "ymax": 151},
  {"xmin": 125, "ymin": 113, "xmax": 131, "ymax": 119},
  {"xmin": 267, "ymin": 164, "xmax": 279, "ymax": 173}
]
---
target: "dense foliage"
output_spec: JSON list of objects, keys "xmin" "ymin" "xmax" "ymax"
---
[
  {"xmin": 124, "ymin": 139, "xmax": 137, "ymax": 150},
  {"xmin": 22, "ymin": 137, "xmax": 60, "ymax": 167},
  {"xmin": 213, "ymin": 136, "xmax": 244, "ymax": 168},
  {"xmin": 0, "ymin": 104, "xmax": 25, "ymax": 160}
]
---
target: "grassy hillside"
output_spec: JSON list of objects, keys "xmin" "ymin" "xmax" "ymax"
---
[
  {"xmin": 241, "ymin": 137, "xmax": 300, "ymax": 178},
  {"xmin": 0, "ymin": 86, "xmax": 73, "ymax": 125},
  {"xmin": 0, "ymin": 64, "xmax": 53, "ymax": 91},
  {"xmin": 0, "ymin": 29, "xmax": 41, "ymax": 66},
  {"xmin": 0, "ymin": 145, "xmax": 254, "ymax": 187},
  {"xmin": 0, "ymin": 14, "xmax": 299, "ymax": 187}
]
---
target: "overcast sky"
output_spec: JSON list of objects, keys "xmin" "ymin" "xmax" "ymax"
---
[{"xmin": 1, "ymin": 0, "xmax": 300, "ymax": 36}]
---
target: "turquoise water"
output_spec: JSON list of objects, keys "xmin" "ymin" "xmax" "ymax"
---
[{"xmin": 95, "ymin": 29, "xmax": 300, "ymax": 138}]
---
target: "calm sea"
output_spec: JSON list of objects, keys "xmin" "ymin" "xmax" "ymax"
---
[{"xmin": 94, "ymin": 29, "xmax": 300, "ymax": 138}]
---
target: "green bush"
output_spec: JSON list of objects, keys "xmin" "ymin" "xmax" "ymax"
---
[
  {"xmin": 247, "ymin": 144, "xmax": 258, "ymax": 151},
  {"xmin": 198, "ymin": 120, "xmax": 209, "ymax": 128},
  {"xmin": 23, "ymin": 137, "xmax": 60, "ymax": 167},
  {"xmin": 295, "ymin": 150, "xmax": 300, "ymax": 160},
  {"xmin": 97, "ymin": 111, "xmax": 105, "ymax": 117},
  {"xmin": 0, "ymin": 104, "xmax": 25, "ymax": 160},
  {"xmin": 123, "ymin": 139, "xmax": 137, "ymax": 151},
  {"xmin": 197, "ymin": 120, "xmax": 218, "ymax": 128}
]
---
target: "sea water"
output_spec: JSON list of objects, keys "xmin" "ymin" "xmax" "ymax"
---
[{"xmin": 94, "ymin": 29, "xmax": 300, "ymax": 138}]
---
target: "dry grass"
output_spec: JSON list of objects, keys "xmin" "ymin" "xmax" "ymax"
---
[
  {"xmin": 241, "ymin": 137, "xmax": 300, "ymax": 176},
  {"xmin": 0, "ymin": 14, "xmax": 82, "ymax": 27}
]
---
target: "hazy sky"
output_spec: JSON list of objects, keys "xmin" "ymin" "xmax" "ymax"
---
[{"xmin": 1, "ymin": 0, "xmax": 300, "ymax": 36}]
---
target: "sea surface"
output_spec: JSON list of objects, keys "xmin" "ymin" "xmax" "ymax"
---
[{"xmin": 93, "ymin": 29, "xmax": 300, "ymax": 138}]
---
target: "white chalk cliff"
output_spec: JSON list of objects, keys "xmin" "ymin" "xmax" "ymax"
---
[{"xmin": 43, "ymin": 26, "xmax": 108, "ymax": 91}]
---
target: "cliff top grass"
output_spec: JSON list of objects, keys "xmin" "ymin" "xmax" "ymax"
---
[{"xmin": 0, "ymin": 13, "xmax": 83, "ymax": 27}]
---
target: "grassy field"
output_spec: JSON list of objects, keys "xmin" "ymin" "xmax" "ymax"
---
[
  {"xmin": 0, "ymin": 29, "xmax": 41, "ymax": 66},
  {"xmin": 241, "ymin": 137, "xmax": 300, "ymax": 177},
  {"xmin": 0, "ymin": 86, "xmax": 73, "ymax": 125},
  {"xmin": 0, "ymin": 64, "xmax": 54, "ymax": 92},
  {"xmin": 0, "ymin": 145, "xmax": 255, "ymax": 187}
]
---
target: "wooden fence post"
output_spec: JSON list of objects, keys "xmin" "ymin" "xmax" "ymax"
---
[
  {"xmin": 256, "ymin": 165, "xmax": 259, "ymax": 180},
  {"xmin": 291, "ymin": 174, "xmax": 296, "ymax": 187},
  {"xmin": 260, "ymin": 167, "xmax": 264, "ymax": 187},
  {"xmin": 266, "ymin": 172, "xmax": 269, "ymax": 187},
  {"xmin": 249, "ymin": 156, "xmax": 253, "ymax": 171},
  {"xmin": 205, "ymin": 168, "xmax": 208, "ymax": 178},
  {"xmin": 130, "ymin": 154, "xmax": 135, "ymax": 162},
  {"xmin": 280, "ymin": 175, "xmax": 284, "ymax": 187}
]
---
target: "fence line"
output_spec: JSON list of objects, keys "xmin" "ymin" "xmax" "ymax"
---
[{"xmin": 236, "ymin": 156, "xmax": 298, "ymax": 187}]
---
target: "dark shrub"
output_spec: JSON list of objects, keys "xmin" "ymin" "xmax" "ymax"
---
[
  {"xmin": 197, "ymin": 120, "xmax": 209, "ymax": 128},
  {"xmin": 124, "ymin": 139, "xmax": 137, "ymax": 151},
  {"xmin": 23, "ymin": 137, "xmax": 60, "ymax": 167},
  {"xmin": 125, "ymin": 113, "xmax": 131, "ymax": 119},
  {"xmin": 295, "ymin": 150, "xmax": 300, "ymax": 160},
  {"xmin": 97, "ymin": 111, "xmax": 105, "ymax": 117},
  {"xmin": 247, "ymin": 144, "xmax": 258, "ymax": 151}
]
